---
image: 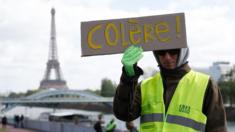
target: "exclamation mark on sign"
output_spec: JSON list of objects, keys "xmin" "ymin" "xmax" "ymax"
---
[{"xmin": 176, "ymin": 16, "xmax": 181, "ymax": 39}]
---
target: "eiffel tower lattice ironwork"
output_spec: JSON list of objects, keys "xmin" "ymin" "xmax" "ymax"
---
[{"xmin": 39, "ymin": 8, "xmax": 68, "ymax": 90}]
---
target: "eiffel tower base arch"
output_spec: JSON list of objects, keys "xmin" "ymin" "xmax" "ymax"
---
[{"xmin": 39, "ymin": 80, "xmax": 68, "ymax": 89}]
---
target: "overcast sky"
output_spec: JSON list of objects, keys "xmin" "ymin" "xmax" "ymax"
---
[{"xmin": 0, "ymin": 0, "xmax": 235, "ymax": 94}]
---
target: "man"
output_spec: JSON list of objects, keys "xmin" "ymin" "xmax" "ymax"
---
[
  {"xmin": 94, "ymin": 114, "xmax": 104, "ymax": 132},
  {"xmin": 2, "ymin": 116, "xmax": 7, "ymax": 128},
  {"xmin": 113, "ymin": 45, "xmax": 227, "ymax": 132}
]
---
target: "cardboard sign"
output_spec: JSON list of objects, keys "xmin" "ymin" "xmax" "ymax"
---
[{"xmin": 81, "ymin": 13, "xmax": 187, "ymax": 56}]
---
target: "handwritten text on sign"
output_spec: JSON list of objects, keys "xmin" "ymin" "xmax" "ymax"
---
[{"xmin": 81, "ymin": 13, "xmax": 187, "ymax": 56}]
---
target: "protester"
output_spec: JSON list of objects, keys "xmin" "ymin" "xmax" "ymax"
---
[
  {"xmin": 94, "ymin": 114, "xmax": 104, "ymax": 132},
  {"xmin": 113, "ymin": 45, "xmax": 227, "ymax": 131}
]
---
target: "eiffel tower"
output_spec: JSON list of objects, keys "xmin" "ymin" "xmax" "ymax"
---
[{"xmin": 39, "ymin": 8, "xmax": 68, "ymax": 90}]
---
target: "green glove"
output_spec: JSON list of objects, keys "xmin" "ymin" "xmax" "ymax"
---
[{"xmin": 121, "ymin": 45, "xmax": 143, "ymax": 77}]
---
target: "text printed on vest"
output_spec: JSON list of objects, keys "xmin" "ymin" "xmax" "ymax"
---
[{"xmin": 179, "ymin": 104, "xmax": 190, "ymax": 114}]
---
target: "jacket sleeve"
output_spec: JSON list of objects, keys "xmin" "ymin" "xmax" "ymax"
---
[
  {"xmin": 113, "ymin": 66, "xmax": 143, "ymax": 122},
  {"xmin": 203, "ymin": 78, "xmax": 228, "ymax": 132}
]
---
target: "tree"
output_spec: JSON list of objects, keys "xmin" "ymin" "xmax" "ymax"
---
[
  {"xmin": 218, "ymin": 66, "xmax": 235, "ymax": 107},
  {"xmin": 100, "ymin": 78, "xmax": 117, "ymax": 97},
  {"xmin": 219, "ymin": 81, "xmax": 235, "ymax": 107},
  {"xmin": 8, "ymin": 92, "xmax": 21, "ymax": 98},
  {"xmin": 83, "ymin": 88, "xmax": 101, "ymax": 95},
  {"xmin": 25, "ymin": 89, "xmax": 41, "ymax": 96},
  {"xmin": 7, "ymin": 89, "xmax": 41, "ymax": 98}
]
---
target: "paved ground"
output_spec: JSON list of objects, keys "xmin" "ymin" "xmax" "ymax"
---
[{"xmin": 0, "ymin": 125, "xmax": 37, "ymax": 132}]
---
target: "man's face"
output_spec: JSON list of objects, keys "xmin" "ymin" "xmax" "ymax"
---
[{"xmin": 157, "ymin": 49, "xmax": 179, "ymax": 70}]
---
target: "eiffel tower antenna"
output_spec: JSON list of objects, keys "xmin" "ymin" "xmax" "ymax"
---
[{"xmin": 39, "ymin": 8, "xmax": 68, "ymax": 90}]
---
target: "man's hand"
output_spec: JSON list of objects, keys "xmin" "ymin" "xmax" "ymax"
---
[{"xmin": 121, "ymin": 45, "xmax": 143, "ymax": 77}]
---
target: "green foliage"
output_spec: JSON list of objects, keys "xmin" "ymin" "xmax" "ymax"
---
[
  {"xmin": 8, "ymin": 92, "xmax": 24, "ymax": 98},
  {"xmin": 100, "ymin": 78, "xmax": 117, "ymax": 97},
  {"xmin": 83, "ymin": 88, "xmax": 101, "ymax": 95},
  {"xmin": 219, "ymin": 81, "xmax": 235, "ymax": 107},
  {"xmin": 25, "ymin": 89, "xmax": 41, "ymax": 96},
  {"xmin": 7, "ymin": 88, "xmax": 41, "ymax": 98}
]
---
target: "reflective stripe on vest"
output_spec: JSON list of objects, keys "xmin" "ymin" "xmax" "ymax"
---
[
  {"xmin": 141, "ymin": 114, "xmax": 205, "ymax": 131},
  {"xmin": 167, "ymin": 114, "xmax": 205, "ymax": 131},
  {"xmin": 140, "ymin": 70, "xmax": 209, "ymax": 132},
  {"xmin": 141, "ymin": 113, "xmax": 163, "ymax": 123}
]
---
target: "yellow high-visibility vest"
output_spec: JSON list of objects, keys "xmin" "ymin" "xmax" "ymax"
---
[{"xmin": 140, "ymin": 70, "xmax": 209, "ymax": 132}]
